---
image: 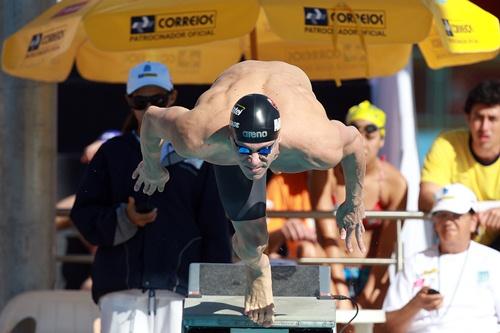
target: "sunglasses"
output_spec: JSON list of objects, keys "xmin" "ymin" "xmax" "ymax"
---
[
  {"xmin": 352, "ymin": 123, "xmax": 381, "ymax": 135},
  {"xmin": 232, "ymin": 138, "xmax": 274, "ymax": 156},
  {"xmin": 127, "ymin": 93, "xmax": 170, "ymax": 110}
]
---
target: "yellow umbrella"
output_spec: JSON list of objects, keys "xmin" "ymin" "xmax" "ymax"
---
[
  {"xmin": 1, "ymin": 0, "xmax": 242, "ymax": 83},
  {"xmin": 243, "ymin": 8, "xmax": 413, "ymax": 81},
  {"xmin": 423, "ymin": 0, "xmax": 500, "ymax": 54},
  {"xmin": 84, "ymin": 0, "xmax": 434, "ymax": 51},
  {"xmin": 79, "ymin": 2, "xmax": 416, "ymax": 84},
  {"xmin": 242, "ymin": 2, "xmax": 498, "ymax": 81},
  {"xmin": 80, "ymin": 0, "xmax": 500, "ymax": 80},
  {"xmin": 418, "ymin": 21, "xmax": 499, "ymax": 69},
  {"xmin": 82, "ymin": 0, "xmax": 431, "ymax": 83},
  {"xmin": 415, "ymin": 0, "xmax": 500, "ymax": 69},
  {"xmin": 2, "ymin": 0, "xmax": 499, "ymax": 84}
]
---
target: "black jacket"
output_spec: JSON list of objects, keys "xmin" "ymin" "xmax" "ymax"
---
[{"xmin": 71, "ymin": 133, "xmax": 231, "ymax": 303}]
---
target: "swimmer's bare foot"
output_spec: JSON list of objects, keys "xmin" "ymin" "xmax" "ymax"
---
[{"xmin": 244, "ymin": 260, "xmax": 275, "ymax": 327}]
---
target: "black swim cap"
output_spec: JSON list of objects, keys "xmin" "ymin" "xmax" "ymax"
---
[{"xmin": 229, "ymin": 93, "xmax": 281, "ymax": 143}]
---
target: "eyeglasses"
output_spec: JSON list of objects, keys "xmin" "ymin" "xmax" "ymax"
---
[
  {"xmin": 127, "ymin": 93, "xmax": 170, "ymax": 110},
  {"xmin": 232, "ymin": 138, "xmax": 274, "ymax": 156},
  {"xmin": 352, "ymin": 123, "xmax": 381, "ymax": 135}
]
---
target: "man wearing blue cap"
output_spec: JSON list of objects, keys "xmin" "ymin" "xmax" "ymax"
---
[
  {"xmin": 71, "ymin": 61, "xmax": 231, "ymax": 333},
  {"xmin": 133, "ymin": 60, "xmax": 367, "ymax": 326}
]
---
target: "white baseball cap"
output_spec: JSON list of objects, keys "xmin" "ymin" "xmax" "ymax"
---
[
  {"xmin": 431, "ymin": 183, "xmax": 477, "ymax": 215},
  {"xmin": 126, "ymin": 61, "xmax": 173, "ymax": 95}
]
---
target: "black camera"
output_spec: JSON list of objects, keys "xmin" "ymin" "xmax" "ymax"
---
[
  {"xmin": 427, "ymin": 288, "xmax": 440, "ymax": 295},
  {"xmin": 135, "ymin": 200, "xmax": 156, "ymax": 213}
]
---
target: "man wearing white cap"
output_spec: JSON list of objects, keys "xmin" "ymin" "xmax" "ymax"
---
[{"xmin": 382, "ymin": 183, "xmax": 500, "ymax": 333}]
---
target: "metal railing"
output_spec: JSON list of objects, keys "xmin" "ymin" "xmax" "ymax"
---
[
  {"xmin": 55, "ymin": 254, "xmax": 94, "ymax": 264},
  {"xmin": 56, "ymin": 209, "xmax": 428, "ymax": 271},
  {"xmin": 268, "ymin": 210, "xmax": 427, "ymax": 272}
]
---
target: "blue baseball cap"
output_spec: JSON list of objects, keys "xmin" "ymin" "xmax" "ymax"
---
[{"xmin": 127, "ymin": 61, "xmax": 173, "ymax": 95}]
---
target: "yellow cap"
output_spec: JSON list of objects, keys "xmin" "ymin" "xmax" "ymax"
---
[{"xmin": 346, "ymin": 100, "xmax": 386, "ymax": 137}]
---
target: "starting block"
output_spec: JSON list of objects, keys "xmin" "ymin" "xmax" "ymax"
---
[{"xmin": 183, "ymin": 263, "xmax": 337, "ymax": 332}]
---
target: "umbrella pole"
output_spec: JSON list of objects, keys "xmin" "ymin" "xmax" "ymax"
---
[{"xmin": 250, "ymin": 28, "xmax": 258, "ymax": 60}]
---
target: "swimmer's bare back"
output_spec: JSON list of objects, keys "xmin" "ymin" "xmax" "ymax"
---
[
  {"xmin": 136, "ymin": 60, "xmax": 366, "ymax": 254},
  {"xmin": 168, "ymin": 60, "xmax": 348, "ymax": 170}
]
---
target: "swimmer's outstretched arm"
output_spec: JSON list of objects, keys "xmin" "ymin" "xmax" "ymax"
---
[
  {"xmin": 334, "ymin": 123, "xmax": 367, "ymax": 253},
  {"xmin": 133, "ymin": 105, "xmax": 194, "ymax": 195}
]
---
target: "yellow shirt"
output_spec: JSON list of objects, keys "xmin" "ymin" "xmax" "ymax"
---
[{"xmin": 421, "ymin": 129, "xmax": 500, "ymax": 244}]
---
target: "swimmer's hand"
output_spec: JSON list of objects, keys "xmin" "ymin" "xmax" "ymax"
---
[
  {"xmin": 132, "ymin": 160, "xmax": 170, "ymax": 195},
  {"xmin": 336, "ymin": 199, "xmax": 366, "ymax": 253}
]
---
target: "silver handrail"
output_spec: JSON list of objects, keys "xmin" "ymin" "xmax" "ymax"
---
[
  {"xmin": 267, "ymin": 210, "xmax": 427, "ymax": 271},
  {"xmin": 299, "ymin": 258, "xmax": 397, "ymax": 265},
  {"xmin": 57, "ymin": 209, "xmax": 427, "ymax": 219},
  {"xmin": 266, "ymin": 210, "xmax": 426, "ymax": 219},
  {"xmin": 55, "ymin": 254, "xmax": 94, "ymax": 264},
  {"xmin": 56, "ymin": 209, "xmax": 428, "ymax": 271}
]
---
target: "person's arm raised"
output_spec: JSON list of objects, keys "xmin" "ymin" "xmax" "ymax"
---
[{"xmin": 336, "ymin": 125, "xmax": 366, "ymax": 253}]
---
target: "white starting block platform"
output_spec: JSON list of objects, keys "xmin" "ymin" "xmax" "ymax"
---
[
  {"xmin": 184, "ymin": 295, "xmax": 335, "ymax": 331},
  {"xmin": 183, "ymin": 263, "xmax": 342, "ymax": 332}
]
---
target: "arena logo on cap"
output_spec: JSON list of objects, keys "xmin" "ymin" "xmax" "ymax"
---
[
  {"xmin": 243, "ymin": 131, "xmax": 268, "ymax": 139},
  {"xmin": 230, "ymin": 120, "xmax": 240, "ymax": 128},
  {"xmin": 232, "ymin": 104, "xmax": 245, "ymax": 116}
]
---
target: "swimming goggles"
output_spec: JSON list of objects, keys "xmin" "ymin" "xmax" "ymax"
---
[{"xmin": 232, "ymin": 138, "xmax": 274, "ymax": 156}]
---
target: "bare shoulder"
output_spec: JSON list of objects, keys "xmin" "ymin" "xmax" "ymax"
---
[
  {"xmin": 174, "ymin": 82, "xmax": 235, "ymax": 155},
  {"xmin": 148, "ymin": 103, "xmax": 232, "ymax": 164},
  {"xmin": 315, "ymin": 120, "xmax": 354, "ymax": 168},
  {"xmin": 275, "ymin": 119, "xmax": 347, "ymax": 171}
]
